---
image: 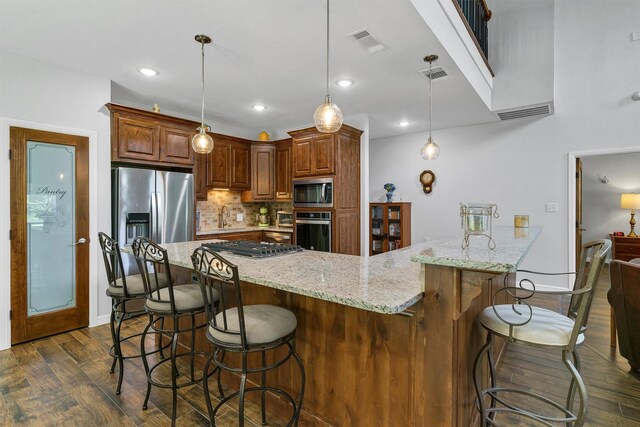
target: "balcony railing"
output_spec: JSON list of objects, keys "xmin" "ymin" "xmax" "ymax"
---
[{"xmin": 453, "ymin": 0, "xmax": 492, "ymax": 60}]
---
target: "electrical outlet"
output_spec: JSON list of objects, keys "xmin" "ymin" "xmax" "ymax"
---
[
  {"xmin": 632, "ymin": 30, "xmax": 640, "ymax": 42},
  {"xmin": 237, "ymin": 213, "xmax": 244, "ymax": 222},
  {"xmin": 546, "ymin": 203, "xmax": 558, "ymax": 212}
]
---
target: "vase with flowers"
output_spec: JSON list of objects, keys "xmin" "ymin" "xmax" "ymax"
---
[{"xmin": 384, "ymin": 183, "xmax": 396, "ymax": 202}]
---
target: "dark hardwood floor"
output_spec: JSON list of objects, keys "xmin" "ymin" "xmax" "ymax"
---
[{"xmin": 0, "ymin": 267, "xmax": 638, "ymax": 426}]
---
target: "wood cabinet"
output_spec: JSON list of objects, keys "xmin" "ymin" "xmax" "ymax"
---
[
  {"xmin": 289, "ymin": 125, "xmax": 363, "ymax": 255},
  {"xmin": 275, "ymin": 139, "xmax": 292, "ymax": 200},
  {"xmin": 230, "ymin": 142, "xmax": 251, "ymax": 189},
  {"xmin": 159, "ymin": 126, "xmax": 195, "ymax": 165},
  {"xmin": 194, "ymin": 152, "xmax": 208, "ymax": 201},
  {"xmin": 241, "ymin": 144, "xmax": 275, "ymax": 202},
  {"xmin": 611, "ymin": 235, "xmax": 640, "ymax": 261},
  {"xmin": 370, "ymin": 202, "xmax": 411, "ymax": 255},
  {"xmin": 107, "ymin": 103, "xmax": 196, "ymax": 168},
  {"xmin": 291, "ymin": 133, "xmax": 335, "ymax": 177},
  {"xmin": 206, "ymin": 136, "xmax": 251, "ymax": 190}
]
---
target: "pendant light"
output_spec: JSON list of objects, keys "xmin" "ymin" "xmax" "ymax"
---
[
  {"xmin": 421, "ymin": 54, "xmax": 440, "ymax": 160},
  {"xmin": 191, "ymin": 34, "xmax": 214, "ymax": 154},
  {"xmin": 314, "ymin": 0, "xmax": 343, "ymax": 133}
]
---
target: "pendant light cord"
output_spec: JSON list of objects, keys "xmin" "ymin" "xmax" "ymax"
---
[
  {"xmin": 326, "ymin": 0, "xmax": 330, "ymax": 97},
  {"xmin": 200, "ymin": 40, "xmax": 206, "ymax": 129},
  {"xmin": 428, "ymin": 61, "xmax": 432, "ymax": 139}
]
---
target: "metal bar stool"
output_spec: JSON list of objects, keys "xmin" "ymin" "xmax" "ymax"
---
[
  {"xmin": 473, "ymin": 239, "xmax": 611, "ymax": 426},
  {"xmin": 191, "ymin": 246, "xmax": 305, "ymax": 427},
  {"xmin": 132, "ymin": 237, "xmax": 219, "ymax": 426},
  {"xmin": 98, "ymin": 232, "xmax": 169, "ymax": 395}
]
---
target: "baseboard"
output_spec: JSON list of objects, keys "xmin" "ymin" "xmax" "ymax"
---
[{"xmin": 90, "ymin": 314, "xmax": 111, "ymax": 328}]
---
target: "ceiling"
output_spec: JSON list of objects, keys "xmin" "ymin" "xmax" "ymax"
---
[{"xmin": 0, "ymin": 0, "xmax": 498, "ymax": 139}]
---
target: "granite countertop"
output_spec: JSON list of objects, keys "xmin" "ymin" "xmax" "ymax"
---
[
  {"xmin": 122, "ymin": 226, "xmax": 539, "ymax": 314},
  {"xmin": 411, "ymin": 226, "xmax": 541, "ymax": 273},
  {"xmin": 196, "ymin": 226, "xmax": 293, "ymax": 235}
]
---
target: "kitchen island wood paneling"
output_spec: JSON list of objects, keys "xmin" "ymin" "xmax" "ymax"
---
[{"xmin": 123, "ymin": 227, "xmax": 539, "ymax": 426}]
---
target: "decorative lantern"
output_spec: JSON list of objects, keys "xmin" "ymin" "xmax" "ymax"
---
[{"xmin": 460, "ymin": 203, "xmax": 499, "ymax": 249}]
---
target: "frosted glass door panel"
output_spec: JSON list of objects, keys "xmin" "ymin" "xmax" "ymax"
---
[{"xmin": 26, "ymin": 141, "xmax": 76, "ymax": 316}]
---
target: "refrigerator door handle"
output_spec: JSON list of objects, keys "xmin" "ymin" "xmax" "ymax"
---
[
  {"xmin": 150, "ymin": 193, "xmax": 157, "ymax": 242},
  {"xmin": 156, "ymin": 191, "xmax": 164, "ymax": 243}
]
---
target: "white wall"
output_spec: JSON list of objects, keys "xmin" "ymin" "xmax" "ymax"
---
[
  {"xmin": 582, "ymin": 153, "xmax": 640, "ymax": 246},
  {"xmin": 490, "ymin": 0, "xmax": 554, "ymax": 112},
  {"xmin": 370, "ymin": 0, "xmax": 640, "ymax": 288},
  {"xmin": 0, "ymin": 51, "xmax": 112, "ymax": 349}
]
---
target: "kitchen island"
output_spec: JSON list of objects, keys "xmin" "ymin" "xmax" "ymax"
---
[{"xmin": 126, "ymin": 226, "xmax": 540, "ymax": 426}]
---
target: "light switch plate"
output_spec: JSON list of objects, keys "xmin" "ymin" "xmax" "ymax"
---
[
  {"xmin": 632, "ymin": 30, "xmax": 640, "ymax": 42},
  {"xmin": 236, "ymin": 213, "xmax": 244, "ymax": 222},
  {"xmin": 546, "ymin": 203, "xmax": 558, "ymax": 212}
]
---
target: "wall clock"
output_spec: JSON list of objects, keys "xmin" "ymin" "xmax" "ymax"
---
[{"xmin": 420, "ymin": 170, "xmax": 435, "ymax": 194}]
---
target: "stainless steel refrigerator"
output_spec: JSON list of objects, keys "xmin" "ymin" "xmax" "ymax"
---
[{"xmin": 112, "ymin": 167, "xmax": 194, "ymax": 275}]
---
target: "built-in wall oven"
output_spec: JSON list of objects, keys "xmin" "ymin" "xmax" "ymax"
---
[
  {"xmin": 293, "ymin": 178, "xmax": 333, "ymax": 208},
  {"xmin": 295, "ymin": 212, "xmax": 331, "ymax": 252}
]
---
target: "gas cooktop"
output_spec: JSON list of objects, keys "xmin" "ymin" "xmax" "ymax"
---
[{"xmin": 201, "ymin": 240, "xmax": 304, "ymax": 258}]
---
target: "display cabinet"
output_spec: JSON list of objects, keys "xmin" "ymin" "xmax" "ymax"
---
[{"xmin": 369, "ymin": 202, "xmax": 411, "ymax": 255}]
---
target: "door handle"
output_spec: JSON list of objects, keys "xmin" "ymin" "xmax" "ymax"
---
[{"xmin": 71, "ymin": 238, "xmax": 88, "ymax": 246}]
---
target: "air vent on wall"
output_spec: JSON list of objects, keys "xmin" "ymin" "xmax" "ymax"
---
[
  {"xmin": 420, "ymin": 66, "xmax": 449, "ymax": 81},
  {"xmin": 496, "ymin": 103, "xmax": 553, "ymax": 121},
  {"xmin": 348, "ymin": 28, "xmax": 388, "ymax": 54}
]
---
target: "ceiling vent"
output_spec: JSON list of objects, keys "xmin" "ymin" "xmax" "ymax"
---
[
  {"xmin": 496, "ymin": 103, "xmax": 553, "ymax": 121},
  {"xmin": 420, "ymin": 66, "xmax": 449, "ymax": 81},
  {"xmin": 348, "ymin": 28, "xmax": 388, "ymax": 54}
]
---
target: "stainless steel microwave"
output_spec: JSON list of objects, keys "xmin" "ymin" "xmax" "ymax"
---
[{"xmin": 293, "ymin": 178, "xmax": 333, "ymax": 208}]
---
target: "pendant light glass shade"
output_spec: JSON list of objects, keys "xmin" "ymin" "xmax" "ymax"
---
[
  {"xmin": 314, "ymin": 0, "xmax": 342, "ymax": 133},
  {"xmin": 421, "ymin": 137, "xmax": 440, "ymax": 160},
  {"xmin": 314, "ymin": 95, "xmax": 343, "ymax": 133},
  {"xmin": 421, "ymin": 54, "xmax": 439, "ymax": 160},
  {"xmin": 192, "ymin": 34, "xmax": 214, "ymax": 154},
  {"xmin": 192, "ymin": 127, "xmax": 214, "ymax": 154}
]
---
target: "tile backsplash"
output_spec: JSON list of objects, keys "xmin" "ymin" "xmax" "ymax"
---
[{"xmin": 196, "ymin": 190, "xmax": 292, "ymax": 233}]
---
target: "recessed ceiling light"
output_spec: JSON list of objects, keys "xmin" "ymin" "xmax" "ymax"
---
[
  {"xmin": 336, "ymin": 79, "xmax": 354, "ymax": 88},
  {"xmin": 398, "ymin": 120, "xmax": 411, "ymax": 127},
  {"xmin": 138, "ymin": 67, "xmax": 158, "ymax": 77},
  {"xmin": 252, "ymin": 104, "xmax": 267, "ymax": 111}
]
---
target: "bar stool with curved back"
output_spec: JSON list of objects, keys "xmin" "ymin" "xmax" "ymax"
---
[
  {"xmin": 473, "ymin": 239, "xmax": 611, "ymax": 426},
  {"xmin": 98, "ymin": 232, "xmax": 169, "ymax": 395},
  {"xmin": 132, "ymin": 237, "xmax": 219, "ymax": 426},
  {"xmin": 191, "ymin": 246, "xmax": 305, "ymax": 427}
]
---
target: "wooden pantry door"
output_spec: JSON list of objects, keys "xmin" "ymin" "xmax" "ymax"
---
[{"xmin": 10, "ymin": 127, "xmax": 89, "ymax": 344}]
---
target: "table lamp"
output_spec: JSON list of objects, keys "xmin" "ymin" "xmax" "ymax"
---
[{"xmin": 621, "ymin": 193, "xmax": 640, "ymax": 237}]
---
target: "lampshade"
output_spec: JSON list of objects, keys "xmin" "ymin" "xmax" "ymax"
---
[
  {"xmin": 621, "ymin": 193, "xmax": 640, "ymax": 210},
  {"xmin": 421, "ymin": 137, "xmax": 440, "ymax": 160},
  {"xmin": 192, "ymin": 128, "xmax": 214, "ymax": 154},
  {"xmin": 314, "ymin": 95, "xmax": 343, "ymax": 133}
]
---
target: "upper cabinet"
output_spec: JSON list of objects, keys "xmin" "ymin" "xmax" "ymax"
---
[
  {"xmin": 230, "ymin": 141, "xmax": 251, "ymax": 189},
  {"xmin": 194, "ymin": 152, "xmax": 208, "ymax": 201},
  {"xmin": 160, "ymin": 126, "xmax": 195, "ymax": 165},
  {"xmin": 241, "ymin": 144, "xmax": 275, "ymax": 202},
  {"xmin": 242, "ymin": 138, "xmax": 292, "ymax": 202},
  {"xmin": 290, "ymin": 133, "xmax": 335, "ymax": 177},
  {"xmin": 107, "ymin": 104, "xmax": 195, "ymax": 167},
  {"xmin": 275, "ymin": 139, "xmax": 292, "ymax": 200},
  {"xmin": 206, "ymin": 135, "xmax": 251, "ymax": 191},
  {"xmin": 206, "ymin": 137, "xmax": 230, "ymax": 188}
]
